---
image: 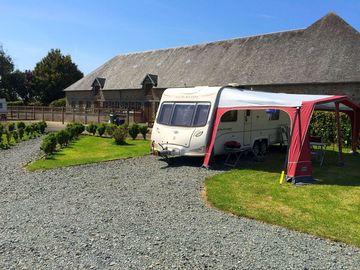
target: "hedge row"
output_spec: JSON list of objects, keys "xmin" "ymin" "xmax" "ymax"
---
[
  {"xmin": 40, "ymin": 122, "xmax": 150, "ymax": 155},
  {"xmin": 309, "ymin": 111, "xmax": 353, "ymax": 147},
  {"xmin": 0, "ymin": 121, "xmax": 47, "ymax": 148},
  {"xmin": 85, "ymin": 123, "xmax": 149, "ymax": 141},
  {"xmin": 41, "ymin": 122, "xmax": 84, "ymax": 155}
]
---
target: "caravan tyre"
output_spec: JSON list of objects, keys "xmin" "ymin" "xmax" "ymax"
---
[
  {"xmin": 260, "ymin": 140, "xmax": 267, "ymax": 155},
  {"xmin": 253, "ymin": 141, "xmax": 261, "ymax": 156}
]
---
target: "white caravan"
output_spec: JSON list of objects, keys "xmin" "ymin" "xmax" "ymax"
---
[
  {"xmin": 0, "ymin": 99, "xmax": 7, "ymax": 121},
  {"xmin": 151, "ymin": 86, "xmax": 290, "ymax": 157}
]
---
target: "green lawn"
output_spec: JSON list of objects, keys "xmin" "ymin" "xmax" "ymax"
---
[
  {"xmin": 27, "ymin": 135, "xmax": 150, "ymax": 171},
  {"xmin": 205, "ymin": 146, "xmax": 360, "ymax": 247}
]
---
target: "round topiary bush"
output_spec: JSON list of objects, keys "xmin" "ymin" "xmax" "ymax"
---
[
  {"xmin": 37, "ymin": 121, "xmax": 47, "ymax": 134},
  {"xmin": 97, "ymin": 123, "xmax": 106, "ymax": 137},
  {"xmin": 86, "ymin": 123, "xmax": 97, "ymax": 136},
  {"xmin": 113, "ymin": 127, "xmax": 127, "ymax": 145},
  {"xmin": 41, "ymin": 134, "xmax": 57, "ymax": 156},
  {"xmin": 17, "ymin": 121, "xmax": 26, "ymax": 130},
  {"xmin": 7, "ymin": 122, "xmax": 15, "ymax": 132},
  {"xmin": 12, "ymin": 130, "xmax": 19, "ymax": 142},
  {"xmin": 56, "ymin": 130, "xmax": 70, "ymax": 147},
  {"xmin": 24, "ymin": 125, "xmax": 33, "ymax": 137}
]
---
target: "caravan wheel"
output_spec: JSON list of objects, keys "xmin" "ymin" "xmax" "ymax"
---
[
  {"xmin": 260, "ymin": 140, "xmax": 268, "ymax": 155},
  {"xmin": 252, "ymin": 141, "xmax": 261, "ymax": 156}
]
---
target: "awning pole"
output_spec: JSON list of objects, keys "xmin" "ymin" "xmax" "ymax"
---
[{"xmin": 335, "ymin": 102, "xmax": 344, "ymax": 166}]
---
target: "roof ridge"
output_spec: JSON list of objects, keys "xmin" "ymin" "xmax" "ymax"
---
[{"xmin": 115, "ymin": 28, "xmax": 306, "ymax": 58}]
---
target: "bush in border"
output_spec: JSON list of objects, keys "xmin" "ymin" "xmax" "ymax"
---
[
  {"xmin": 41, "ymin": 133, "xmax": 57, "ymax": 156},
  {"xmin": 128, "ymin": 124, "xmax": 140, "ymax": 140},
  {"xmin": 86, "ymin": 123, "xmax": 97, "ymax": 136}
]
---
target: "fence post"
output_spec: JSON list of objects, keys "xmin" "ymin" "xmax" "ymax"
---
[
  {"xmin": 25, "ymin": 109, "xmax": 27, "ymax": 120},
  {"xmin": 127, "ymin": 102, "xmax": 130, "ymax": 124},
  {"xmin": 85, "ymin": 109, "xmax": 88, "ymax": 124},
  {"xmin": 72, "ymin": 108, "xmax": 75, "ymax": 122},
  {"xmin": 33, "ymin": 106, "xmax": 35, "ymax": 120},
  {"xmin": 97, "ymin": 108, "xmax": 100, "ymax": 123},
  {"xmin": 42, "ymin": 107, "xmax": 44, "ymax": 121},
  {"xmin": 51, "ymin": 107, "xmax": 54, "ymax": 121},
  {"xmin": 62, "ymin": 107, "xmax": 65, "ymax": 124}
]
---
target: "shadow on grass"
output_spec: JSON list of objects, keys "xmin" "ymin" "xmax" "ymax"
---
[{"xmin": 161, "ymin": 145, "xmax": 360, "ymax": 186}]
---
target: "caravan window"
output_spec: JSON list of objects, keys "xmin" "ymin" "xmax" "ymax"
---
[
  {"xmin": 171, "ymin": 104, "xmax": 195, "ymax": 126},
  {"xmin": 193, "ymin": 104, "xmax": 210, "ymax": 126},
  {"xmin": 157, "ymin": 102, "xmax": 210, "ymax": 127},
  {"xmin": 0, "ymin": 103, "xmax": 2, "ymax": 109},
  {"xmin": 157, "ymin": 103, "xmax": 173, "ymax": 125}
]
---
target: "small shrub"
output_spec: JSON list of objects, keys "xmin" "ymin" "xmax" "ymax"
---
[
  {"xmin": 67, "ymin": 122, "xmax": 85, "ymax": 137},
  {"xmin": 12, "ymin": 130, "xmax": 19, "ymax": 142},
  {"xmin": 113, "ymin": 127, "xmax": 127, "ymax": 145},
  {"xmin": 37, "ymin": 121, "xmax": 47, "ymax": 134},
  {"xmin": 86, "ymin": 123, "xmax": 97, "ymax": 136},
  {"xmin": 41, "ymin": 134, "xmax": 57, "ymax": 156},
  {"xmin": 97, "ymin": 123, "xmax": 106, "ymax": 137},
  {"xmin": 17, "ymin": 122, "xmax": 26, "ymax": 130},
  {"xmin": 66, "ymin": 126, "xmax": 77, "ymax": 141},
  {"xmin": 5, "ymin": 130, "xmax": 12, "ymax": 145},
  {"xmin": 49, "ymin": 98, "xmax": 66, "ymax": 107},
  {"xmin": 106, "ymin": 123, "xmax": 117, "ymax": 137},
  {"xmin": 128, "ymin": 124, "xmax": 140, "ymax": 140},
  {"xmin": 0, "ymin": 123, "xmax": 4, "ymax": 133},
  {"xmin": 24, "ymin": 124, "xmax": 33, "ymax": 137},
  {"xmin": 7, "ymin": 123, "xmax": 15, "ymax": 132},
  {"xmin": 56, "ymin": 130, "xmax": 70, "ymax": 147},
  {"xmin": 139, "ymin": 125, "xmax": 149, "ymax": 140},
  {"xmin": 18, "ymin": 128, "xmax": 24, "ymax": 140}
]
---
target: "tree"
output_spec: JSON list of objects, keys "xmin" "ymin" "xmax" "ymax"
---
[
  {"xmin": 6, "ymin": 70, "xmax": 35, "ymax": 102},
  {"xmin": 0, "ymin": 45, "xmax": 15, "ymax": 100},
  {"xmin": 33, "ymin": 49, "xmax": 83, "ymax": 104}
]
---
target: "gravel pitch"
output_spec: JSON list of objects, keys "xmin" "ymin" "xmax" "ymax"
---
[{"xmin": 1, "ymin": 139, "xmax": 359, "ymax": 269}]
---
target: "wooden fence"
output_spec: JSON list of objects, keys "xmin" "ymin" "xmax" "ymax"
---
[{"xmin": 6, "ymin": 106, "xmax": 146, "ymax": 124}]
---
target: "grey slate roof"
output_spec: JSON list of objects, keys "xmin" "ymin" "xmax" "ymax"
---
[{"xmin": 65, "ymin": 13, "xmax": 360, "ymax": 91}]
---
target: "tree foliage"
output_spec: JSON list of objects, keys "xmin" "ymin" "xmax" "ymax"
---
[
  {"xmin": 0, "ymin": 45, "xmax": 15, "ymax": 100},
  {"xmin": 33, "ymin": 49, "xmax": 83, "ymax": 104}
]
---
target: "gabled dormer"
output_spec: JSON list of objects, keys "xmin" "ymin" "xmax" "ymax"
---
[
  {"xmin": 141, "ymin": 74, "xmax": 158, "ymax": 96},
  {"xmin": 91, "ymin": 77, "xmax": 106, "ymax": 95}
]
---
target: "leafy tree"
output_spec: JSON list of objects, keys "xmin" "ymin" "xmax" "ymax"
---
[
  {"xmin": 0, "ymin": 45, "xmax": 16, "ymax": 100},
  {"xmin": 6, "ymin": 70, "xmax": 35, "ymax": 102},
  {"xmin": 33, "ymin": 49, "xmax": 83, "ymax": 104}
]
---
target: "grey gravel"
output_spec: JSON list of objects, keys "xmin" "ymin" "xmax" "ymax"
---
[{"xmin": 0, "ymin": 139, "xmax": 359, "ymax": 269}]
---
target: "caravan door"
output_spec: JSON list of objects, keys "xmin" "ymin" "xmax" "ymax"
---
[{"xmin": 243, "ymin": 110, "xmax": 252, "ymax": 146}]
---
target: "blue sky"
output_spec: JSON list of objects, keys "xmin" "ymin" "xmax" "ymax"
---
[{"xmin": 1, "ymin": 0, "xmax": 359, "ymax": 75}]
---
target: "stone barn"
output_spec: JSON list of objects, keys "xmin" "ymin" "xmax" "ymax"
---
[{"xmin": 64, "ymin": 13, "xmax": 360, "ymax": 122}]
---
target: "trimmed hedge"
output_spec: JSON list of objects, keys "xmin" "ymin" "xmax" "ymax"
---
[{"xmin": 309, "ymin": 111, "xmax": 352, "ymax": 147}]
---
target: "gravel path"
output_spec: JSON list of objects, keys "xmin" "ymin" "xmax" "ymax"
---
[{"xmin": 1, "ymin": 140, "xmax": 359, "ymax": 269}]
